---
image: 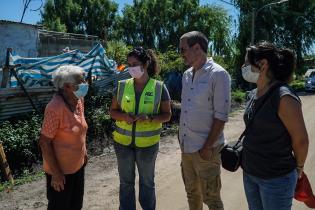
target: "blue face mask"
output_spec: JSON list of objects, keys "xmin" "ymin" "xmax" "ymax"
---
[{"xmin": 74, "ymin": 83, "xmax": 89, "ymax": 98}]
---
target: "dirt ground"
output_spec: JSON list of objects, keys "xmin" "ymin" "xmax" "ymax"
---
[{"xmin": 0, "ymin": 94, "xmax": 314, "ymax": 210}]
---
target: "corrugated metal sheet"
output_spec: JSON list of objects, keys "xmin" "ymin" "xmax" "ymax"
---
[
  {"xmin": 0, "ymin": 87, "xmax": 54, "ymax": 120},
  {"xmin": 93, "ymin": 71, "xmax": 130, "ymax": 95},
  {"xmin": 0, "ymin": 71, "xmax": 130, "ymax": 120}
]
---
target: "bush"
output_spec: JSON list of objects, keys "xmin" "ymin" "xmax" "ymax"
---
[
  {"xmin": 85, "ymin": 93, "xmax": 115, "ymax": 155},
  {"xmin": 231, "ymin": 89, "xmax": 246, "ymax": 104},
  {"xmin": 105, "ymin": 40, "xmax": 131, "ymax": 65},
  {"xmin": 0, "ymin": 113, "xmax": 42, "ymax": 177},
  {"xmin": 157, "ymin": 46, "xmax": 186, "ymax": 78},
  {"xmin": 290, "ymin": 80, "xmax": 305, "ymax": 92}
]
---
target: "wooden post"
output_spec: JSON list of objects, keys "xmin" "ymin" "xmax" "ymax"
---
[
  {"xmin": 0, "ymin": 143, "xmax": 14, "ymax": 184},
  {"xmin": 1, "ymin": 48, "xmax": 12, "ymax": 88},
  {"xmin": 0, "ymin": 66, "xmax": 10, "ymax": 88}
]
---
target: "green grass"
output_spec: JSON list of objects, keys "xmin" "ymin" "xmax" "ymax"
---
[{"xmin": 0, "ymin": 170, "xmax": 44, "ymax": 192}]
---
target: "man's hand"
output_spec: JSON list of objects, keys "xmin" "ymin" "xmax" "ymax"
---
[
  {"xmin": 199, "ymin": 147, "xmax": 212, "ymax": 161},
  {"xmin": 51, "ymin": 172, "xmax": 66, "ymax": 192}
]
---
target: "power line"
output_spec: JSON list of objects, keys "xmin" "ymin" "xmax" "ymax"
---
[{"xmin": 217, "ymin": 0, "xmax": 238, "ymax": 7}]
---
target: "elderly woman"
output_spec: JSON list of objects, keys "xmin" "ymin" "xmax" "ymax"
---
[
  {"xmin": 241, "ymin": 41, "xmax": 309, "ymax": 210},
  {"xmin": 39, "ymin": 65, "xmax": 88, "ymax": 210}
]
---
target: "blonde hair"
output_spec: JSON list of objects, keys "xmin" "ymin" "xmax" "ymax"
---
[{"xmin": 53, "ymin": 65, "xmax": 84, "ymax": 89}]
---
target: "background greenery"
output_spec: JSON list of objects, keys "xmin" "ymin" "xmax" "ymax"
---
[
  {"xmin": 41, "ymin": 0, "xmax": 315, "ymax": 85},
  {"xmin": 1, "ymin": 0, "xmax": 315, "ymax": 186}
]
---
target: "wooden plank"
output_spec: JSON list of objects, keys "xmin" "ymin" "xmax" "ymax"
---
[
  {"xmin": 0, "ymin": 67, "xmax": 10, "ymax": 88},
  {"xmin": 0, "ymin": 143, "xmax": 14, "ymax": 184}
]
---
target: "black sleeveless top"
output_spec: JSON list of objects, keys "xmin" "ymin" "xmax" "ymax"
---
[{"xmin": 241, "ymin": 84, "xmax": 300, "ymax": 179}]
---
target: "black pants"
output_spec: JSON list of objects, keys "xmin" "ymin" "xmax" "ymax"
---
[{"xmin": 46, "ymin": 166, "xmax": 85, "ymax": 210}]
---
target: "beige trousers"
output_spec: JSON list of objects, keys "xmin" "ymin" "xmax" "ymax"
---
[{"xmin": 181, "ymin": 145, "xmax": 224, "ymax": 210}]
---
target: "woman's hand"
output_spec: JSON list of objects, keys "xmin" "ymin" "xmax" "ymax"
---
[
  {"xmin": 39, "ymin": 135, "xmax": 66, "ymax": 192},
  {"xmin": 124, "ymin": 113, "xmax": 136, "ymax": 124},
  {"xmin": 297, "ymin": 166, "xmax": 304, "ymax": 179},
  {"xmin": 135, "ymin": 114, "xmax": 151, "ymax": 122},
  {"xmin": 51, "ymin": 172, "xmax": 66, "ymax": 192}
]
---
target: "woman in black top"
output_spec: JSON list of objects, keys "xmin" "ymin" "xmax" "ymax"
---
[{"xmin": 240, "ymin": 41, "xmax": 309, "ymax": 210}]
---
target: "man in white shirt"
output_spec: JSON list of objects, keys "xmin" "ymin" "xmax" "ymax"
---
[{"xmin": 178, "ymin": 31, "xmax": 231, "ymax": 210}]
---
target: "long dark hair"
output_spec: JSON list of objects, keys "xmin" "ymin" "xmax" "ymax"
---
[
  {"xmin": 247, "ymin": 41, "xmax": 296, "ymax": 83},
  {"xmin": 127, "ymin": 47, "xmax": 160, "ymax": 77}
]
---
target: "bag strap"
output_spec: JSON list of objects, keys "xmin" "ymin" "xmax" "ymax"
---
[{"xmin": 233, "ymin": 82, "xmax": 285, "ymax": 148}]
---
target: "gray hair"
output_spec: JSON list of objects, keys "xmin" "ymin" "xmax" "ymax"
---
[
  {"xmin": 180, "ymin": 31, "xmax": 208, "ymax": 53},
  {"xmin": 53, "ymin": 65, "xmax": 85, "ymax": 89}
]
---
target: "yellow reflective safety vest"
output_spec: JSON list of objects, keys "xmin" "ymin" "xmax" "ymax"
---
[{"xmin": 113, "ymin": 78, "xmax": 163, "ymax": 147}]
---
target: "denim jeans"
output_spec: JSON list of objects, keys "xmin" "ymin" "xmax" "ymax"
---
[
  {"xmin": 114, "ymin": 142, "xmax": 159, "ymax": 210},
  {"xmin": 243, "ymin": 170, "xmax": 298, "ymax": 210}
]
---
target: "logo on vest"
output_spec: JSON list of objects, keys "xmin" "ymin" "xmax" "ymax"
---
[{"xmin": 145, "ymin": 92, "xmax": 153, "ymax": 97}]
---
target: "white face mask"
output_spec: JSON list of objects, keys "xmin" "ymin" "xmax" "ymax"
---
[
  {"xmin": 242, "ymin": 65, "xmax": 260, "ymax": 83},
  {"xmin": 128, "ymin": 66, "xmax": 144, "ymax": 79}
]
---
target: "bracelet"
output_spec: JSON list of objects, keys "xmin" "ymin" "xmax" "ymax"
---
[{"xmin": 296, "ymin": 165, "xmax": 304, "ymax": 169}]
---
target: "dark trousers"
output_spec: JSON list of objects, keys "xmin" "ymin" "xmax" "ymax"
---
[
  {"xmin": 114, "ymin": 142, "xmax": 159, "ymax": 210},
  {"xmin": 46, "ymin": 166, "xmax": 85, "ymax": 210}
]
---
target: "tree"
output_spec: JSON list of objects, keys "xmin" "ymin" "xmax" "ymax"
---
[
  {"xmin": 118, "ymin": 0, "xmax": 232, "ymax": 55},
  {"xmin": 272, "ymin": 0, "xmax": 315, "ymax": 73},
  {"xmin": 230, "ymin": 0, "xmax": 315, "ymax": 79},
  {"xmin": 105, "ymin": 40, "xmax": 131, "ymax": 65},
  {"xmin": 41, "ymin": 0, "xmax": 119, "ymax": 39},
  {"xmin": 41, "ymin": 0, "xmax": 67, "ymax": 32}
]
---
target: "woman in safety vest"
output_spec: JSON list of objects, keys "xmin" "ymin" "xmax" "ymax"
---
[{"xmin": 110, "ymin": 47, "xmax": 172, "ymax": 210}]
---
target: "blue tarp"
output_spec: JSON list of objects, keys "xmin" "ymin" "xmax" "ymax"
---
[{"xmin": 9, "ymin": 43, "xmax": 118, "ymax": 87}]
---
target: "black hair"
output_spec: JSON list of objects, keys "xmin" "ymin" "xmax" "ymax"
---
[
  {"xmin": 127, "ymin": 47, "xmax": 160, "ymax": 77},
  {"xmin": 246, "ymin": 41, "xmax": 295, "ymax": 83},
  {"xmin": 180, "ymin": 31, "xmax": 208, "ymax": 53}
]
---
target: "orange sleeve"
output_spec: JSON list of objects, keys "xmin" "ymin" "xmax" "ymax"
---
[{"xmin": 41, "ymin": 108, "xmax": 60, "ymax": 139}]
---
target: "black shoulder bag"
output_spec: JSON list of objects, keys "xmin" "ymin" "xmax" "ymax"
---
[{"xmin": 220, "ymin": 82, "xmax": 284, "ymax": 172}]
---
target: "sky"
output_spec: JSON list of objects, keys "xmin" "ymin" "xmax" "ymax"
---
[{"xmin": 0, "ymin": 0, "xmax": 239, "ymax": 26}]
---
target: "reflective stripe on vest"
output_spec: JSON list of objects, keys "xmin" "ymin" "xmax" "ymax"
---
[
  {"xmin": 117, "ymin": 80, "xmax": 126, "ymax": 106},
  {"xmin": 153, "ymin": 81, "xmax": 163, "ymax": 114},
  {"xmin": 115, "ymin": 126, "xmax": 162, "ymax": 137},
  {"xmin": 113, "ymin": 78, "xmax": 163, "ymax": 147}
]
